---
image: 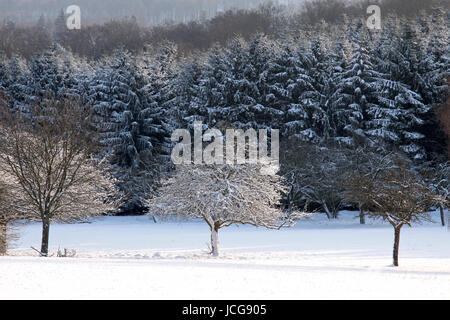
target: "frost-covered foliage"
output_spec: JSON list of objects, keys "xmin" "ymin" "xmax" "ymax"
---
[
  {"xmin": 3, "ymin": 45, "xmax": 86, "ymax": 119},
  {"xmin": 280, "ymin": 140, "xmax": 349, "ymax": 219},
  {"xmin": 0, "ymin": 9, "xmax": 448, "ymax": 217},
  {"xmin": 88, "ymin": 50, "xmax": 173, "ymax": 213},
  {"xmin": 0, "ymin": 98, "xmax": 120, "ymax": 256},
  {"xmin": 146, "ymin": 164, "xmax": 303, "ymax": 256},
  {"xmin": 343, "ymin": 155, "xmax": 441, "ymax": 266},
  {"xmin": 174, "ymin": 15, "xmax": 448, "ymax": 162}
]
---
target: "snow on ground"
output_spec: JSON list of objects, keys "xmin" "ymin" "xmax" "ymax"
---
[{"xmin": 1, "ymin": 211, "xmax": 449, "ymax": 299}]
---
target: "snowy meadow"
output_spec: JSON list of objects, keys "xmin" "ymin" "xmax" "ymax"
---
[
  {"xmin": 0, "ymin": 0, "xmax": 449, "ymax": 302},
  {"xmin": 1, "ymin": 211, "xmax": 449, "ymax": 299}
]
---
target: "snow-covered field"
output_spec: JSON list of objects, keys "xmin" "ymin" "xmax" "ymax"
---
[{"xmin": 1, "ymin": 211, "xmax": 449, "ymax": 299}]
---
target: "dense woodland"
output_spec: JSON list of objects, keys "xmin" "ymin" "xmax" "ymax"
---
[{"xmin": 0, "ymin": 0, "xmax": 449, "ymax": 218}]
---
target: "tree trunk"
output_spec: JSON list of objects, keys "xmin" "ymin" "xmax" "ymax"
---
[
  {"xmin": 359, "ymin": 206, "xmax": 365, "ymax": 225},
  {"xmin": 40, "ymin": 219, "xmax": 50, "ymax": 257},
  {"xmin": 439, "ymin": 203, "xmax": 446, "ymax": 227},
  {"xmin": 0, "ymin": 222, "xmax": 7, "ymax": 256},
  {"xmin": 393, "ymin": 226, "xmax": 402, "ymax": 267},
  {"xmin": 332, "ymin": 208, "xmax": 339, "ymax": 219},
  {"xmin": 210, "ymin": 224, "xmax": 219, "ymax": 257},
  {"xmin": 322, "ymin": 201, "xmax": 331, "ymax": 220}
]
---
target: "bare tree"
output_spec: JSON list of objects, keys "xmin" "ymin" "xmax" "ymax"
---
[
  {"xmin": 0, "ymin": 98, "xmax": 119, "ymax": 256},
  {"xmin": 343, "ymin": 148, "xmax": 396, "ymax": 224},
  {"xmin": 146, "ymin": 164, "xmax": 303, "ymax": 257},
  {"xmin": 427, "ymin": 162, "xmax": 450, "ymax": 226},
  {"xmin": 0, "ymin": 94, "xmax": 25, "ymax": 255},
  {"xmin": 281, "ymin": 141, "xmax": 347, "ymax": 219},
  {"xmin": 349, "ymin": 157, "xmax": 441, "ymax": 266}
]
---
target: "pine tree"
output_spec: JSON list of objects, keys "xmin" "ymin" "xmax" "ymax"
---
[
  {"xmin": 144, "ymin": 43, "xmax": 180, "ymax": 132},
  {"xmin": 196, "ymin": 44, "xmax": 230, "ymax": 128},
  {"xmin": 6, "ymin": 56, "xmax": 34, "ymax": 117},
  {"xmin": 205, "ymin": 36, "xmax": 284, "ymax": 130},
  {"xmin": 88, "ymin": 51, "xmax": 171, "ymax": 213},
  {"xmin": 371, "ymin": 29, "xmax": 429, "ymax": 160},
  {"xmin": 176, "ymin": 57, "xmax": 208, "ymax": 125},
  {"xmin": 28, "ymin": 45, "xmax": 65, "ymax": 105},
  {"xmin": 208, "ymin": 37, "xmax": 257, "ymax": 129},
  {"xmin": 333, "ymin": 40, "xmax": 385, "ymax": 148}
]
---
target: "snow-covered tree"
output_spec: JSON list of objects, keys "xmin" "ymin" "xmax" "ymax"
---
[
  {"xmin": 348, "ymin": 156, "xmax": 440, "ymax": 266},
  {"xmin": 143, "ymin": 43, "xmax": 180, "ymax": 130},
  {"xmin": 427, "ymin": 162, "xmax": 450, "ymax": 226},
  {"xmin": 206, "ymin": 37, "xmax": 258, "ymax": 129},
  {"xmin": 147, "ymin": 163, "xmax": 302, "ymax": 256},
  {"xmin": 195, "ymin": 45, "xmax": 230, "ymax": 128},
  {"xmin": 175, "ymin": 57, "xmax": 208, "ymax": 126},
  {"xmin": 89, "ymin": 51, "xmax": 172, "ymax": 213},
  {"xmin": 6, "ymin": 56, "xmax": 34, "ymax": 118},
  {"xmin": 333, "ymin": 40, "xmax": 384, "ymax": 148},
  {"xmin": 370, "ymin": 33, "xmax": 429, "ymax": 160},
  {"xmin": 204, "ymin": 36, "xmax": 284, "ymax": 130},
  {"xmin": 281, "ymin": 43, "xmax": 327, "ymax": 143},
  {"xmin": 0, "ymin": 98, "xmax": 119, "ymax": 256},
  {"xmin": 280, "ymin": 140, "xmax": 348, "ymax": 219},
  {"xmin": 28, "ymin": 45, "xmax": 63, "ymax": 103}
]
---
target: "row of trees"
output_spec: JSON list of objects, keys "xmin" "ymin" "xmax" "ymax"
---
[
  {"xmin": 147, "ymin": 149, "xmax": 447, "ymax": 266},
  {"xmin": 0, "ymin": 5, "xmax": 277, "ymax": 59},
  {"xmin": 0, "ymin": 10, "xmax": 448, "ymax": 215},
  {"xmin": 0, "ymin": 2, "xmax": 448, "ymax": 266},
  {"xmin": 0, "ymin": 101, "xmax": 445, "ymax": 266},
  {"xmin": 0, "ymin": 0, "xmax": 277, "ymax": 26},
  {"xmin": 0, "ymin": 96, "xmax": 297, "ymax": 258},
  {"xmin": 1, "ymin": 0, "xmax": 448, "ymax": 59}
]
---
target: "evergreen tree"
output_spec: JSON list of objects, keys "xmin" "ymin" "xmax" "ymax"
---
[
  {"xmin": 176, "ymin": 57, "xmax": 208, "ymax": 125},
  {"xmin": 88, "ymin": 51, "xmax": 171, "ymax": 213},
  {"xmin": 333, "ymin": 40, "xmax": 385, "ymax": 148},
  {"xmin": 292, "ymin": 40, "xmax": 332, "ymax": 143},
  {"xmin": 6, "ymin": 56, "xmax": 34, "ymax": 117},
  {"xmin": 372, "ymin": 32, "xmax": 429, "ymax": 160}
]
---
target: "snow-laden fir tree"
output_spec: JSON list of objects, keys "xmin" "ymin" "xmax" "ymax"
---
[
  {"xmin": 204, "ymin": 36, "xmax": 284, "ymax": 130},
  {"xmin": 174, "ymin": 57, "xmax": 208, "ymax": 126},
  {"xmin": 206, "ymin": 37, "xmax": 256, "ymax": 129},
  {"xmin": 6, "ymin": 56, "xmax": 34, "ymax": 118},
  {"xmin": 88, "ymin": 50, "xmax": 172, "ymax": 214},
  {"xmin": 241, "ymin": 34, "xmax": 285, "ymax": 129},
  {"xmin": 143, "ymin": 43, "xmax": 180, "ymax": 131},
  {"xmin": 372, "ymin": 28, "xmax": 430, "ymax": 160},
  {"xmin": 333, "ymin": 40, "xmax": 385, "ymax": 148},
  {"xmin": 195, "ymin": 44, "xmax": 230, "ymax": 128},
  {"xmin": 28, "ymin": 45, "xmax": 63, "ymax": 103},
  {"xmin": 412, "ymin": 9, "xmax": 450, "ymax": 159},
  {"xmin": 283, "ymin": 40, "xmax": 332, "ymax": 143}
]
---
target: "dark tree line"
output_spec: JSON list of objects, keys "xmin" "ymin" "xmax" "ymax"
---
[{"xmin": 0, "ymin": 0, "xmax": 449, "ymax": 59}]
